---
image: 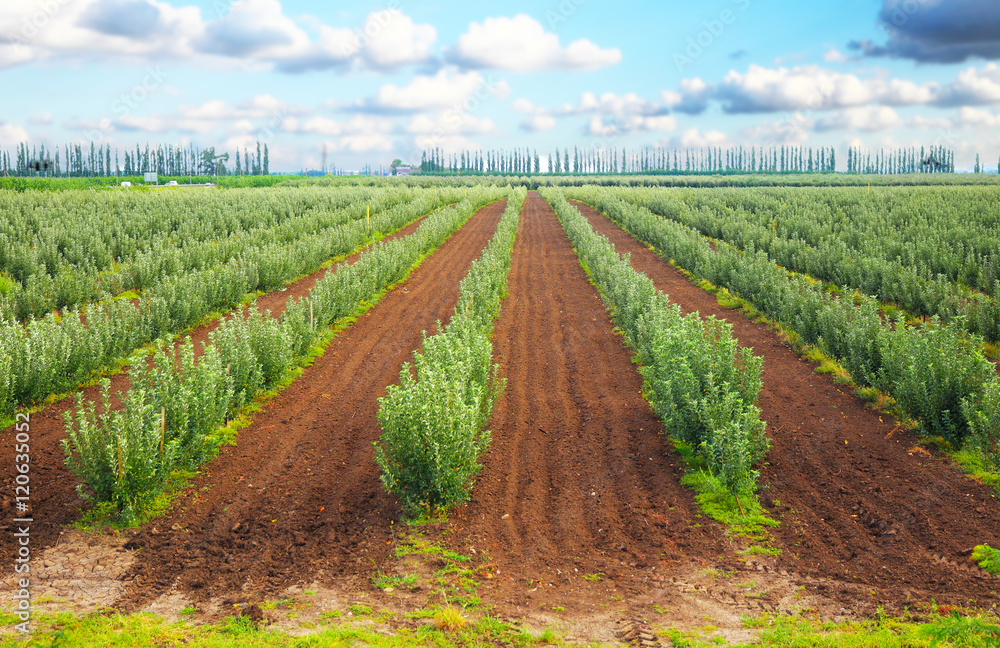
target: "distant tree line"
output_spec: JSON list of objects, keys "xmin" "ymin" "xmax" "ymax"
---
[
  {"xmin": 846, "ymin": 145, "xmax": 955, "ymax": 174},
  {"xmin": 0, "ymin": 141, "xmax": 270, "ymax": 178},
  {"xmin": 421, "ymin": 145, "xmax": 839, "ymax": 174},
  {"xmin": 421, "ymin": 144, "xmax": 964, "ymax": 175}
]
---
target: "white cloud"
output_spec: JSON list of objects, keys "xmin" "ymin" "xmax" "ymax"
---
[
  {"xmin": 741, "ymin": 118, "xmax": 812, "ymax": 145},
  {"xmin": 958, "ymin": 106, "xmax": 1000, "ymax": 127},
  {"xmin": 663, "ymin": 127, "xmax": 730, "ymax": 149},
  {"xmin": 661, "ymin": 78, "xmax": 712, "ymax": 115},
  {"xmin": 702, "ymin": 63, "xmax": 1000, "ymax": 114},
  {"xmin": 0, "ymin": 123, "xmax": 30, "ymax": 147},
  {"xmin": 907, "ymin": 115, "xmax": 954, "ymax": 130},
  {"xmin": 585, "ymin": 114, "xmax": 677, "ymax": 137},
  {"xmin": 814, "ymin": 106, "xmax": 902, "ymax": 132},
  {"xmin": 326, "ymin": 134, "xmax": 394, "ymax": 153},
  {"xmin": 361, "ymin": 10, "xmax": 436, "ymax": 70},
  {"xmin": 405, "ymin": 113, "xmax": 499, "ymax": 136},
  {"xmin": 520, "ymin": 114, "xmax": 556, "ymax": 132},
  {"xmin": 933, "ymin": 63, "xmax": 1000, "ymax": 106},
  {"xmin": 823, "ymin": 49, "xmax": 851, "ymax": 63},
  {"xmin": 29, "ymin": 113, "xmax": 53, "ymax": 125},
  {"xmin": 367, "ymin": 69, "xmax": 510, "ymax": 112},
  {"xmin": 717, "ymin": 64, "xmax": 935, "ymax": 113},
  {"xmin": 447, "ymin": 14, "xmax": 621, "ymax": 72},
  {"xmin": 0, "ymin": 0, "xmax": 435, "ymax": 73}
]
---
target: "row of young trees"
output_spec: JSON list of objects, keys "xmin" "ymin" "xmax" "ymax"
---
[
  {"xmin": 847, "ymin": 145, "xmax": 955, "ymax": 174},
  {"xmin": 422, "ymin": 145, "xmax": 844, "ymax": 175},
  {"xmin": 420, "ymin": 145, "xmax": 973, "ymax": 175},
  {"xmin": 0, "ymin": 141, "xmax": 270, "ymax": 178}
]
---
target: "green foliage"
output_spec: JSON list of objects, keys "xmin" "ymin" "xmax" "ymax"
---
[
  {"xmin": 375, "ymin": 327, "xmax": 503, "ymax": 515},
  {"xmin": 962, "ymin": 382, "xmax": 1000, "ymax": 468},
  {"xmin": 877, "ymin": 317, "xmax": 995, "ymax": 443},
  {"xmin": 0, "ymin": 185, "xmax": 473, "ymax": 421},
  {"xmin": 542, "ymin": 188, "xmax": 767, "ymax": 497},
  {"xmin": 972, "ymin": 544, "xmax": 1000, "ymax": 574},
  {"xmin": 375, "ymin": 188, "xmax": 525, "ymax": 516},
  {"xmin": 568, "ymin": 185, "xmax": 1000, "ymax": 451},
  {"xmin": 58, "ymin": 184, "xmax": 508, "ymax": 522},
  {"xmin": 129, "ymin": 338, "xmax": 234, "ymax": 467},
  {"xmin": 61, "ymin": 380, "xmax": 176, "ymax": 523}
]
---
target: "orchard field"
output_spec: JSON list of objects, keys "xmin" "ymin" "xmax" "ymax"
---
[{"xmin": 2, "ymin": 176, "xmax": 999, "ymax": 646}]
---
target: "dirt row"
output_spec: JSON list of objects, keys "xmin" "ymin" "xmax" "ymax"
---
[
  {"xmin": 116, "ymin": 200, "xmax": 508, "ymax": 608},
  {"xmin": 0, "ymin": 214, "xmax": 428, "ymax": 556},
  {"xmin": 436, "ymin": 193, "xmax": 732, "ymax": 608},
  {"xmin": 569, "ymin": 199, "xmax": 1000, "ymax": 609}
]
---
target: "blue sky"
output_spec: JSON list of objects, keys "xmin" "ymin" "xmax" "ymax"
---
[{"xmin": 2, "ymin": 0, "xmax": 1000, "ymax": 172}]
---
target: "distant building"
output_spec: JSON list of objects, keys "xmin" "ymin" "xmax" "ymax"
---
[{"xmin": 394, "ymin": 166, "xmax": 419, "ymax": 176}]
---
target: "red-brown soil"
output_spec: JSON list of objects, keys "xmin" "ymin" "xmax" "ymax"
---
[
  {"xmin": 569, "ymin": 199, "xmax": 1000, "ymax": 610},
  {"xmin": 437, "ymin": 193, "xmax": 733, "ymax": 609},
  {"xmin": 115, "ymin": 200, "xmax": 507, "ymax": 608},
  {"xmin": 0, "ymin": 215, "xmax": 427, "ymax": 557}
]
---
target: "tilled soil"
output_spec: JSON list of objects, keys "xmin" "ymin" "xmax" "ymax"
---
[
  {"xmin": 0, "ymin": 215, "xmax": 427, "ymax": 558},
  {"xmin": 115, "ymin": 200, "xmax": 507, "ymax": 609},
  {"xmin": 570, "ymin": 199, "xmax": 1000, "ymax": 611},
  {"xmin": 440, "ymin": 193, "xmax": 734, "ymax": 609}
]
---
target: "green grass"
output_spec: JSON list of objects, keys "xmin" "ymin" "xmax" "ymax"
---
[
  {"xmin": 673, "ymin": 440, "xmax": 779, "ymax": 547},
  {"xmin": 2, "ymin": 609, "xmax": 555, "ymax": 647},
  {"xmin": 661, "ymin": 611, "xmax": 1000, "ymax": 647}
]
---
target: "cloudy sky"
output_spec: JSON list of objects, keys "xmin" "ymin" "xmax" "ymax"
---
[{"xmin": 2, "ymin": 0, "xmax": 1000, "ymax": 172}]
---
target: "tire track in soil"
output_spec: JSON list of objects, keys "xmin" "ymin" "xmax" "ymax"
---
[
  {"xmin": 117, "ymin": 200, "xmax": 507, "ymax": 609},
  {"xmin": 0, "ymin": 214, "xmax": 429, "ymax": 558},
  {"xmin": 444, "ymin": 193, "xmax": 730, "ymax": 605},
  {"xmin": 571, "ymin": 199, "xmax": 1000, "ymax": 610}
]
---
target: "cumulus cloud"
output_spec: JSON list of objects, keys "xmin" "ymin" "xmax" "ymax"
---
[
  {"xmin": 850, "ymin": 0, "xmax": 1000, "ymax": 64},
  {"xmin": 661, "ymin": 78, "xmax": 712, "ymax": 115},
  {"xmin": 662, "ymin": 127, "xmax": 730, "ymax": 149},
  {"xmin": 0, "ymin": 0, "xmax": 436, "ymax": 73},
  {"xmin": 520, "ymin": 114, "xmax": 556, "ymax": 132},
  {"xmin": 705, "ymin": 63, "xmax": 1000, "ymax": 114},
  {"xmin": 514, "ymin": 89, "xmax": 672, "ymax": 134},
  {"xmin": 364, "ymin": 69, "xmax": 510, "ymax": 113},
  {"xmin": 67, "ymin": 94, "xmax": 310, "ymax": 137},
  {"xmin": 958, "ymin": 106, "xmax": 1000, "ymax": 127},
  {"xmin": 361, "ymin": 10, "xmax": 436, "ymax": 70},
  {"xmin": 823, "ymin": 49, "xmax": 851, "ymax": 63},
  {"xmin": 931, "ymin": 63, "xmax": 1000, "ymax": 106},
  {"xmin": 715, "ymin": 64, "xmax": 936, "ymax": 113},
  {"xmin": 585, "ymin": 114, "xmax": 677, "ymax": 137},
  {"xmin": 195, "ymin": 0, "xmax": 298, "ymax": 58},
  {"xmin": 447, "ymin": 14, "xmax": 621, "ymax": 72},
  {"xmin": 78, "ymin": 0, "xmax": 162, "ymax": 38},
  {"xmin": 404, "ymin": 113, "xmax": 499, "ymax": 136},
  {"xmin": 814, "ymin": 106, "xmax": 902, "ymax": 132},
  {"xmin": 741, "ymin": 118, "xmax": 812, "ymax": 145},
  {"xmin": 0, "ymin": 123, "xmax": 30, "ymax": 147}
]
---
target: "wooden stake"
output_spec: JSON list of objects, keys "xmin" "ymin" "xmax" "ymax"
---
[
  {"xmin": 160, "ymin": 407, "xmax": 166, "ymax": 454},
  {"xmin": 310, "ymin": 300, "xmax": 314, "ymax": 331}
]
